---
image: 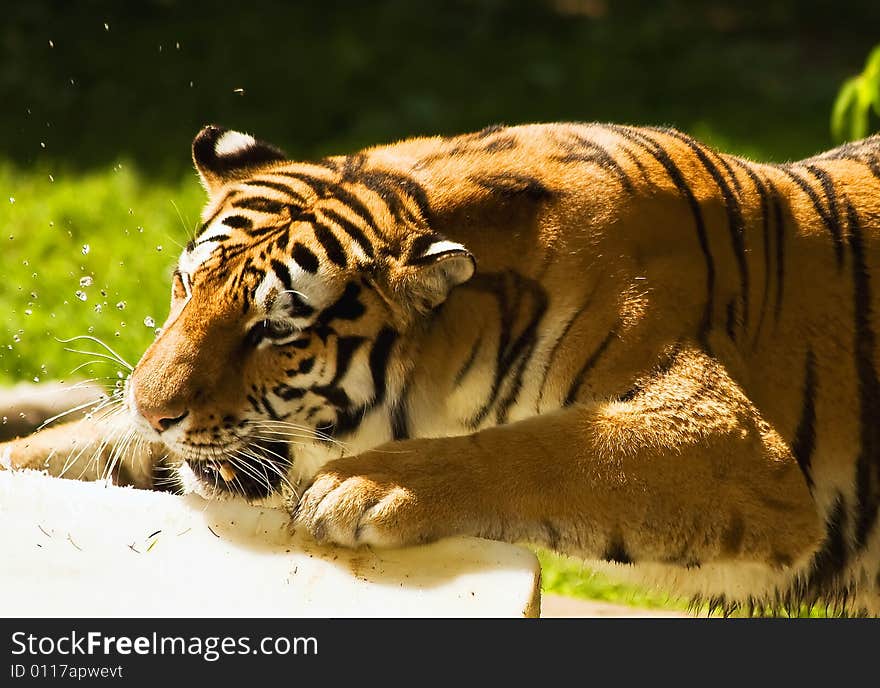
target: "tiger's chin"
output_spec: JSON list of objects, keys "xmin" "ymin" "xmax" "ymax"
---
[{"xmin": 174, "ymin": 438, "xmax": 292, "ymax": 507}]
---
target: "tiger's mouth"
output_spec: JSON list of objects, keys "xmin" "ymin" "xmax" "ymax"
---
[{"xmin": 182, "ymin": 438, "xmax": 292, "ymax": 500}]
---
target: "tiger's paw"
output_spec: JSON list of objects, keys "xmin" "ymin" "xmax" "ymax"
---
[{"xmin": 293, "ymin": 458, "xmax": 444, "ymax": 549}]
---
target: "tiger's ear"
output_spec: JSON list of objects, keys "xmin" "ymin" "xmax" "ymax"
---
[
  {"xmin": 390, "ymin": 236, "xmax": 476, "ymax": 313},
  {"xmin": 192, "ymin": 125, "xmax": 288, "ymax": 195}
]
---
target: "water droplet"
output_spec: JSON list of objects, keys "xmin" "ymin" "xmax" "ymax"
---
[
  {"xmin": 100, "ymin": 289, "xmax": 107, "ymax": 297},
  {"xmin": 103, "ymin": 22, "xmax": 110, "ymax": 31},
  {"xmin": 8, "ymin": 235, "xmax": 13, "ymax": 241},
  {"xmin": 116, "ymin": 301, "xmax": 127, "ymax": 310},
  {"xmin": 9, "ymin": 197, "xmax": 14, "ymax": 204},
  {"xmin": 33, "ymin": 376, "xmax": 39, "ymax": 383},
  {"xmin": 75, "ymin": 290, "xmax": 87, "ymax": 301},
  {"xmin": 116, "ymin": 371, "xmax": 124, "ymax": 379},
  {"xmin": 156, "ymin": 245, "xmax": 163, "ymax": 252},
  {"xmin": 29, "ymin": 292, "xmax": 37, "ymax": 299},
  {"xmin": 1, "ymin": 416, "xmax": 6, "ymax": 424},
  {"xmin": 40, "ymin": 142, "xmax": 46, "ymax": 149},
  {"xmin": 154, "ymin": 328, "xmax": 163, "ymax": 336},
  {"xmin": 48, "ymin": 174, "xmax": 54, "ymax": 182},
  {"xmin": 24, "ymin": 308, "xmax": 32, "ymax": 316},
  {"xmin": 143, "ymin": 316, "xmax": 156, "ymax": 328},
  {"xmin": 48, "ymin": 40, "xmax": 54, "ymax": 48},
  {"xmin": 12, "ymin": 335, "xmax": 20, "ymax": 343},
  {"xmin": 79, "ymin": 276, "xmax": 93, "ymax": 287},
  {"xmin": 234, "ymin": 88, "xmax": 245, "ymax": 95},
  {"xmin": 81, "ymin": 244, "xmax": 90, "ymax": 255},
  {"xmin": 120, "ymin": 321, "xmax": 126, "ymax": 327},
  {"xmin": 94, "ymin": 303, "xmax": 103, "ymax": 313},
  {"xmin": 114, "ymin": 331, "xmax": 121, "ymax": 337}
]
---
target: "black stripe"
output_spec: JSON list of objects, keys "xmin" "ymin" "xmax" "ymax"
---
[
  {"xmin": 321, "ymin": 207, "xmax": 375, "ymax": 258},
  {"xmin": 725, "ymin": 299, "xmax": 738, "ymax": 341},
  {"xmin": 496, "ymin": 290, "xmax": 549, "ymax": 423},
  {"xmin": 535, "ymin": 285, "xmax": 601, "ymax": 409},
  {"xmin": 246, "ymin": 394, "xmax": 262, "ymax": 414},
  {"xmin": 222, "ymin": 215, "xmax": 252, "ymax": 230},
  {"xmin": 658, "ymin": 129, "xmax": 750, "ymax": 330},
  {"xmin": 805, "ymin": 493, "xmax": 848, "ymax": 596},
  {"xmin": 325, "ymin": 185, "xmax": 381, "ymax": 237},
  {"xmin": 232, "ymin": 197, "xmax": 286, "ymax": 214},
  {"xmin": 368, "ymin": 327, "xmax": 398, "ymax": 406},
  {"xmin": 194, "ymin": 233, "xmax": 230, "ymax": 247},
  {"xmin": 390, "ymin": 395, "xmax": 410, "ymax": 441},
  {"xmin": 564, "ymin": 328, "xmax": 616, "ymax": 406},
  {"xmin": 273, "ymin": 170, "xmax": 331, "ymax": 197},
  {"xmin": 292, "ymin": 242, "xmax": 319, "ymax": 274},
  {"xmin": 454, "ymin": 334, "xmax": 483, "ymax": 386},
  {"xmin": 846, "ymin": 200, "xmax": 880, "ymax": 548},
  {"xmin": 606, "ymin": 125, "xmax": 716, "ymax": 345},
  {"xmin": 327, "ymin": 336, "xmax": 366, "ymax": 387},
  {"xmin": 806, "ymin": 164, "xmax": 846, "ymax": 269},
  {"xmin": 270, "ymin": 259, "xmax": 293, "ymax": 291},
  {"xmin": 729, "ymin": 158, "xmax": 772, "ymax": 346},
  {"xmin": 790, "ymin": 349, "xmax": 818, "ymax": 491},
  {"xmin": 769, "ymin": 183, "xmax": 786, "ymax": 322},
  {"xmin": 317, "ymin": 282, "xmax": 365, "ymax": 324},
  {"xmin": 481, "ymin": 134, "xmax": 518, "ymax": 152},
  {"xmin": 242, "ymin": 178, "xmax": 307, "ymax": 204},
  {"xmin": 472, "ymin": 173, "xmax": 553, "ymax": 201},
  {"xmin": 776, "ymin": 165, "xmax": 844, "ymax": 268},
  {"xmin": 313, "ymin": 221, "xmax": 348, "ymax": 267},
  {"xmin": 603, "ymin": 536, "xmax": 633, "ymax": 565},
  {"xmin": 555, "ymin": 133, "xmax": 634, "ymax": 193},
  {"xmin": 261, "ymin": 394, "xmax": 286, "ymax": 420},
  {"xmin": 357, "ymin": 169, "xmax": 434, "ymax": 227},
  {"xmin": 272, "ymin": 384, "xmax": 307, "ymax": 401},
  {"xmin": 463, "ymin": 273, "xmax": 547, "ymax": 427}
]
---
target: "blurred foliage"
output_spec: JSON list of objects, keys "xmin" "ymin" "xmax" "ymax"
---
[
  {"xmin": 3, "ymin": 0, "xmax": 880, "ymax": 176},
  {"xmin": 832, "ymin": 44, "xmax": 880, "ymax": 142}
]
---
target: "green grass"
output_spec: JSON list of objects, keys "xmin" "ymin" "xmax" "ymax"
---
[
  {"xmin": 0, "ymin": 164, "xmax": 202, "ymax": 385},
  {"xmin": 536, "ymin": 550, "xmax": 688, "ymax": 611}
]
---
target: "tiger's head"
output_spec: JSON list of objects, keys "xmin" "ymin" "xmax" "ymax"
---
[{"xmin": 126, "ymin": 126, "xmax": 474, "ymax": 500}]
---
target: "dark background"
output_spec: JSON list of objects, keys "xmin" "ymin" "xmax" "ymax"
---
[{"xmin": 4, "ymin": 0, "xmax": 880, "ymax": 176}]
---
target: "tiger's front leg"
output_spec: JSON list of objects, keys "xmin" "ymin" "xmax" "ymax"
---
[{"xmin": 295, "ymin": 355, "xmax": 823, "ymax": 572}]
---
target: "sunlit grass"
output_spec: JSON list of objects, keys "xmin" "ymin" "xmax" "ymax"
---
[
  {"xmin": 536, "ymin": 549, "xmax": 688, "ymax": 611},
  {"xmin": 0, "ymin": 163, "xmax": 203, "ymax": 385}
]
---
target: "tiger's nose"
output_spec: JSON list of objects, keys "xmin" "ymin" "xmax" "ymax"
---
[{"xmin": 139, "ymin": 407, "xmax": 190, "ymax": 433}]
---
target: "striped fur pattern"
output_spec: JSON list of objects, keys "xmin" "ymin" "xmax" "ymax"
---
[{"xmin": 4, "ymin": 122, "xmax": 880, "ymax": 615}]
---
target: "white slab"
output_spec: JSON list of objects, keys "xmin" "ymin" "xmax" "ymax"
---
[{"xmin": 0, "ymin": 470, "xmax": 541, "ymax": 617}]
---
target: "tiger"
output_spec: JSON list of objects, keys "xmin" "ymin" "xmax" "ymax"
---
[{"xmin": 2, "ymin": 122, "xmax": 880, "ymax": 615}]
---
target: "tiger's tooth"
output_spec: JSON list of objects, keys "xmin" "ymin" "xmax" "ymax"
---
[{"xmin": 218, "ymin": 462, "xmax": 237, "ymax": 482}]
